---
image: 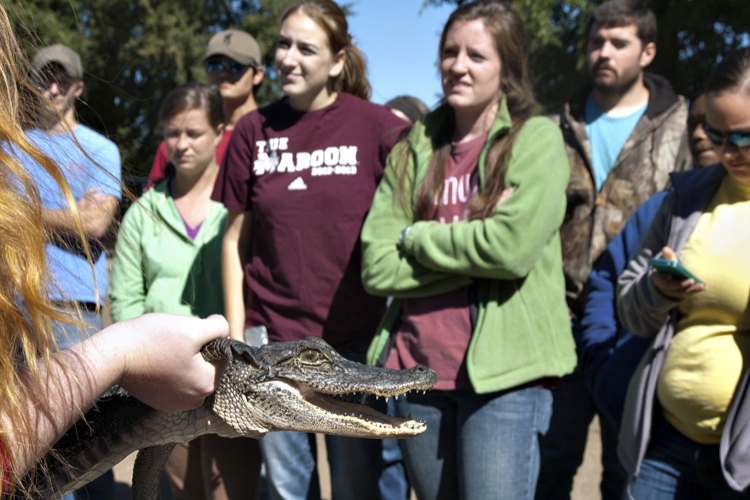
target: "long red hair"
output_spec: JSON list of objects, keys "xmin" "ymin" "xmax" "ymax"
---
[{"xmin": 0, "ymin": 5, "xmax": 91, "ymax": 494}]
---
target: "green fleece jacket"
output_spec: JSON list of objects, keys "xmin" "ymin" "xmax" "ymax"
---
[
  {"xmin": 362, "ymin": 98, "xmax": 576, "ymax": 393},
  {"xmin": 109, "ymin": 179, "xmax": 227, "ymax": 322}
]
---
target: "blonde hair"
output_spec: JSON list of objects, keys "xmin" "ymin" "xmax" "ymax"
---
[{"xmin": 0, "ymin": 5, "xmax": 89, "ymax": 494}]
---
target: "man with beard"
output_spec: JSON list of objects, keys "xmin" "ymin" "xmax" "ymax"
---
[{"xmin": 536, "ymin": 1, "xmax": 692, "ymax": 499}]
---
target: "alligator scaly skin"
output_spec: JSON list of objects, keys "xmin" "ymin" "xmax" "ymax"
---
[{"xmin": 17, "ymin": 337, "xmax": 437, "ymax": 499}]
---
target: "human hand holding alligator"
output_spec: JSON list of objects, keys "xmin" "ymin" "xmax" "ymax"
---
[
  {"xmin": 112, "ymin": 313, "xmax": 230, "ymax": 412},
  {"xmin": 19, "ymin": 330, "xmax": 437, "ymax": 500}
]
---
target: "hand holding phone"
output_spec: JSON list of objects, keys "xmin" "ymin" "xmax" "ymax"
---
[
  {"xmin": 649, "ymin": 257, "xmax": 705, "ymax": 285},
  {"xmin": 648, "ymin": 248, "xmax": 706, "ymax": 300}
]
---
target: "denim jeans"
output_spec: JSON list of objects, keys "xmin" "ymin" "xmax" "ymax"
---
[
  {"xmin": 257, "ymin": 343, "xmax": 409, "ymax": 500},
  {"xmin": 537, "ymin": 369, "xmax": 628, "ymax": 500},
  {"xmin": 396, "ymin": 385, "xmax": 552, "ymax": 500},
  {"xmin": 52, "ymin": 309, "xmax": 116, "ymax": 500},
  {"xmin": 624, "ymin": 422, "xmax": 750, "ymax": 500}
]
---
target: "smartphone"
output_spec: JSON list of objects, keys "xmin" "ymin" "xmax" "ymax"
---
[
  {"xmin": 649, "ymin": 257, "xmax": 705, "ymax": 285},
  {"xmin": 244, "ymin": 325, "xmax": 269, "ymax": 347}
]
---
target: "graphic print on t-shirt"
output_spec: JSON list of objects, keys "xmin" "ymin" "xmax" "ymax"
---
[
  {"xmin": 211, "ymin": 92, "xmax": 410, "ymax": 348},
  {"xmin": 389, "ymin": 132, "xmax": 487, "ymax": 391},
  {"xmin": 437, "ymin": 172, "xmax": 478, "ymax": 224},
  {"xmin": 254, "ymin": 137, "xmax": 359, "ymax": 178},
  {"xmin": 288, "ymin": 177, "xmax": 307, "ymax": 190}
]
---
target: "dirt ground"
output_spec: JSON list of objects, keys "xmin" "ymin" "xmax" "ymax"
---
[{"xmin": 111, "ymin": 417, "xmax": 604, "ymax": 500}]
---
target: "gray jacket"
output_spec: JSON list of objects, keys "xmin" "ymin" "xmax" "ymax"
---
[{"xmin": 616, "ymin": 164, "xmax": 750, "ymax": 491}]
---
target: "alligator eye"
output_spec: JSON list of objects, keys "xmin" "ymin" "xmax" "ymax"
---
[{"xmin": 299, "ymin": 349, "xmax": 324, "ymax": 364}]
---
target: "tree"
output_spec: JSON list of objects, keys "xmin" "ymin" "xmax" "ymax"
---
[
  {"xmin": 8, "ymin": 0, "xmax": 295, "ymax": 176},
  {"xmin": 423, "ymin": 0, "xmax": 750, "ymax": 111}
]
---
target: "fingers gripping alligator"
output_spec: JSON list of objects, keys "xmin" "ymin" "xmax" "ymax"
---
[{"xmin": 20, "ymin": 337, "xmax": 438, "ymax": 500}]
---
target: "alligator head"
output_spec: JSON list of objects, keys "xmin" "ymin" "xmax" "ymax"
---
[{"xmin": 204, "ymin": 337, "xmax": 438, "ymax": 438}]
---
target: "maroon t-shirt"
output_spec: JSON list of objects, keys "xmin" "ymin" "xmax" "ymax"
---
[
  {"xmin": 387, "ymin": 132, "xmax": 485, "ymax": 390},
  {"xmin": 212, "ymin": 93, "xmax": 408, "ymax": 349}
]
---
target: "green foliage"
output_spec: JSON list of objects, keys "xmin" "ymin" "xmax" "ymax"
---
[
  {"xmin": 7, "ymin": 0, "xmax": 292, "ymax": 176},
  {"xmin": 239, "ymin": 0, "xmax": 299, "ymax": 106},
  {"xmin": 11, "ymin": 0, "xmax": 749, "ymax": 175},
  {"xmin": 423, "ymin": 0, "xmax": 750, "ymax": 111}
]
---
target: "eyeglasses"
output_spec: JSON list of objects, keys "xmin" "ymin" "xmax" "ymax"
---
[
  {"xmin": 205, "ymin": 58, "xmax": 254, "ymax": 74},
  {"xmin": 703, "ymin": 121, "xmax": 750, "ymax": 149}
]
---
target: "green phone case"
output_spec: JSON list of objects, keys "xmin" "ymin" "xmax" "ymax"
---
[{"xmin": 649, "ymin": 257, "xmax": 705, "ymax": 285}]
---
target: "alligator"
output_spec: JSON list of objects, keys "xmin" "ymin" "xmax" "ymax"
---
[{"xmin": 18, "ymin": 337, "xmax": 438, "ymax": 500}]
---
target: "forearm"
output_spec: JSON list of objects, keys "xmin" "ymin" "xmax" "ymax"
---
[
  {"xmin": 108, "ymin": 213, "xmax": 147, "ymax": 322},
  {"xmin": 616, "ymin": 196, "xmax": 680, "ymax": 337},
  {"xmin": 223, "ymin": 211, "xmax": 252, "ymax": 341},
  {"xmin": 43, "ymin": 196, "xmax": 118, "ymax": 240},
  {"xmin": 223, "ymin": 261, "xmax": 246, "ymax": 341},
  {"xmin": 403, "ymin": 118, "xmax": 569, "ymax": 279},
  {"xmin": 2, "ymin": 312, "xmax": 229, "ymax": 481},
  {"xmin": 3, "ymin": 327, "xmax": 125, "ymax": 476}
]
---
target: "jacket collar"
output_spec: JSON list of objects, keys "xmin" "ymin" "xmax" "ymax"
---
[
  {"xmin": 566, "ymin": 72, "xmax": 680, "ymax": 123},
  {"xmin": 411, "ymin": 94, "xmax": 512, "ymax": 149},
  {"xmin": 670, "ymin": 163, "xmax": 726, "ymax": 197},
  {"xmin": 146, "ymin": 178, "xmax": 215, "ymax": 245},
  {"xmin": 408, "ymin": 95, "xmax": 513, "ymax": 188}
]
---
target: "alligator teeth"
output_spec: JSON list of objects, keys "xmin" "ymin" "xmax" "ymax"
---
[{"xmin": 385, "ymin": 397, "xmax": 390, "ymax": 403}]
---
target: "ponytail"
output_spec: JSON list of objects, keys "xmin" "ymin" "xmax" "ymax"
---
[{"xmin": 336, "ymin": 44, "xmax": 370, "ymax": 100}]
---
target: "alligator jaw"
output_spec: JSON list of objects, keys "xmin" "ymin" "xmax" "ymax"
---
[
  {"xmin": 244, "ymin": 378, "xmax": 428, "ymax": 438},
  {"xmin": 210, "ymin": 336, "xmax": 439, "ymax": 439}
]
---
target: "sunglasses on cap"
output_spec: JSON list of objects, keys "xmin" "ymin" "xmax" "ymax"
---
[
  {"xmin": 703, "ymin": 121, "xmax": 750, "ymax": 149},
  {"xmin": 205, "ymin": 58, "xmax": 255, "ymax": 74}
]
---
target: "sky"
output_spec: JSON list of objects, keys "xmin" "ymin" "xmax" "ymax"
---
[{"xmin": 346, "ymin": 0, "xmax": 456, "ymax": 110}]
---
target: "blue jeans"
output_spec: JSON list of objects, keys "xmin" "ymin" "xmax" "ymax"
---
[
  {"xmin": 537, "ymin": 369, "xmax": 628, "ymax": 500},
  {"xmin": 397, "ymin": 386, "xmax": 552, "ymax": 500},
  {"xmin": 624, "ymin": 422, "xmax": 750, "ymax": 500},
  {"xmin": 257, "ymin": 343, "xmax": 409, "ymax": 500},
  {"xmin": 52, "ymin": 309, "xmax": 116, "ymax": 500}
]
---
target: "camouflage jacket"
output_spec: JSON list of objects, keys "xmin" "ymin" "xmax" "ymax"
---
[{"xmin": 552, "ymin": 73, "xmax": 692, "ymax": 319}]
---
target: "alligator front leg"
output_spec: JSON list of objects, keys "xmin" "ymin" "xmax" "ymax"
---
[{"xmin": 131, "ymin": 443, "xmax": 176, "ymax": 500}]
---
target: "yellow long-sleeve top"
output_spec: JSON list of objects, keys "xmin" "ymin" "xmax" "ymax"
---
[{"xmin": 657, "ymin": 174, "xmax": 750, "ymax": 444}]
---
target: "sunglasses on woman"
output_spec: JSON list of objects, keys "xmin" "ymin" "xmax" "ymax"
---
[
  {"xmin": 703, "ymin": 121, "xmax": 750, "ymax": 149},
  {"xmin": 205, "ymin": 58, "xmax": 254, "ymax": 74}
]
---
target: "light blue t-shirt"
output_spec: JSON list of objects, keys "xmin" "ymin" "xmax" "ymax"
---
[
  {"xmin": 585, "ymin": 95, "xmax": 647, "ymax": 191},
  {"xmin": 23, "ymin": 125, "xmax": 122, "ymax": 303}
]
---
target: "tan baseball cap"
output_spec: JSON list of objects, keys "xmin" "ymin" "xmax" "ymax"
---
[
  {"xmin": 33, "ymin": 44, "xmax": 83, "ymax": 79},
  {"xmin": 204, "ymin": 29, "xmax": 262, "ymax": 67}
]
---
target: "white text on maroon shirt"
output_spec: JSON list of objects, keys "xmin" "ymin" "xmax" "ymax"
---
[{"xmin": 253, "ymin": 138, "xmax": 359, "ymax": 177}]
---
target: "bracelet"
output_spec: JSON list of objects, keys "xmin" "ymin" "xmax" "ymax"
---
[{"xmin": 399, "ymin": 226, "xmax": 411, "ymax": 245}]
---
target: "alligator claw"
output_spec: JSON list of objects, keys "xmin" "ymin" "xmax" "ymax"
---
[{"xmin": 202, "ymin": 338, "xmax": 269, "ymax": 371}]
